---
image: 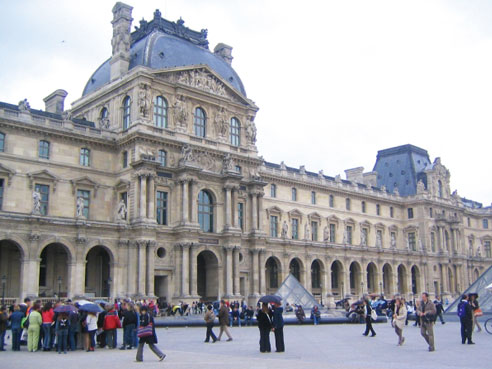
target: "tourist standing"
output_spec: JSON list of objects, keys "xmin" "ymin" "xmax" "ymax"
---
[
  {"xmin": 217, "ymin": 300, "xmax": 233, "ymax": 342},
  {"xmin": 56, "ymin": 313, "xmax": 70, "ymax": 354},
  {"xmin": 272, "ymin": 302, "xmax": 285, "ymax": 352},
  {"xmin": 469, "ymin": 294, "xmax": 482, "ymax": 332},
  {"xmin": 135, "ymin": 306, "xmax": 165, "ymax": 362},
  {"xmin": 362, "ymin": 299, "xmax": 376, "ymax": 337},
  {"xmin": 27, "ymin": 303, "xmax": 42, "ymax": 352},
  {"xmin": 393, "ymin": 297, "xmax": 407, "ymax": 346},
  {"xmin": 41, "ymin": 302, "xmax": 54, "ymax": 351},
  {"xmin": 9, "ymin": 305, "xmax": 24, "ymax": 351},
  {"xmin": 120, "ymin": 303, "xmax": 137, "ymax": 350},
  {"xmin": 204, "ymin": 305, "xmax": 217, "ymax": 343},
  {"xmin": 0, "ymin": 306, "xmax": 7, "ymax": 351},
  {"xmin": 103, "ymin": 304, "xmax": 121, "ymax": 349},
  {"xmin": 417, "ymin": 292, "xmax": 436, "ymax": 351},
  {"xmin": 85, "ymin": 312, "xmax": 98, "ymax": 352},
  {"xmin": 457, "ymin": 295, "xmax": 474, "ymax": 344},
  {"xmin": 256, "ymin": 302, "xmax": 272, "ymax": 353}
]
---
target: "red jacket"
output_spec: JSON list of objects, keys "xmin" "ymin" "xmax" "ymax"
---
[{"xmin": 103, "ymin": 310, "xmax": 121, "ymax": 330}]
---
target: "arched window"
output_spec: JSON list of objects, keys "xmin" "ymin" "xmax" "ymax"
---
[
  {"xmin": 198, "ymin": 190, "xmax": 213, "ymax": 232},
  {"xmin": 100, "ymin": 107, "xmax": 108, "ymax": 121},
  {"xmin": 38, "ymin": 140, "xmax": 50, "ymax": 159},
  {"xmin": 438, "ymin": 180, "xmax": 443, "ymax": 198},
  {"xmin": 158, "ymin": 150, "xmax": 166, "ymax": 166},
  {"xmin": 230, "ymin": 117, "xmax": 240, "ymax": 146},
  {"xmin": 153, "ymin": 96, "xmax": 168, "ymax": 128},
  {"xmin": 122, "ymin": 96, "xmax": 131, "ymax": 130},
  {"xmin": 194, "ymin": 107, "xmax": 206, "ymax": 137},
  {"xmin": 311, "ymin": 260, "xmax": 321, "ymax": 289},
  {"xmin": 0, "ymin": 132, "xmax": 4, "ymax": 152}
]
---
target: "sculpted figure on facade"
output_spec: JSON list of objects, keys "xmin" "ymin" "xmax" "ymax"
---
[
  {"xmin": 32, "ymin": 190, "xmax": 42, "ymax": 215},
  {"xmin": 138, "ymin": 84, "xmax": 150, "ymax": 118},
  {"xmin": 99, "ymin": 112, "xmax": 110, "ymax": 130},
  {"xmin": 111, "ymin": 23, "xmax": 130, "ymax": 55},
  {"xmin": 419, "ymin": 238, "xmax": 425, "ymax": 252},
  {"xmin": 281, "ymin": 221, "xmax": 288, "ymax": 238},
  {"xmin": 18, "ymin": 99, "xmax": 30, "ymax": 111},
  {"xmin": 360, "ymin": 229, "xmax": 367, "ymax": 246},
  {"xmin": 417, "ymin": 179, "xmax": 426, "ymax": 194},
  {"xmin": 214, "ymin": 107, "xmax": 228, "ymax": 140},
  {"xmin": 245, "ymin": 117, "xmax": 257, "ymax": 144},
  {"xmin": 390, "ymin": 233, "xmax": 396, "ymax": 248},
  {"xmin": 222, "ymin": 153, "xmax": 235, "ymax": 173},
  {"xmin": 177, "ymin": 69, "xmax": 226, "ymax": 96},
  {"xmin": 304, "ymin": 223, "xmax": 311, "ymax": 241},
  {"xmin": 179, "ymin": 144, "xmax": 195, "ymax": 165},
  {"xmin": 76, "ymin": 197, "xmax": 85, "ymax": 218},
  {"xmin": 323, "ymin": 226, "xmax": 329, "ymax": 242},
  {"xmin": 376, "ymin": 231, "xmax": 382, "ymax": 248},
  {"xmin": 172, "ymin": 95, "xmax": 189, "ymax": 131},
  {"xmin": 477, "ymin": 246, "xmax": 482, "ymax": 257},
  {"xmin": 117, "ymin": 199, "xmax": 127, "ymax": 221}
]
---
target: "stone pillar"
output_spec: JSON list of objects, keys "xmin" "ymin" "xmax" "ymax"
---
[
  {"xmin": 259, "ymin": 250, "xmax": 266, "ymax": 295},
  {"xmin": 232, "ymin": 187, "xmax": 239, "ymax": 228},
  {"xmin": 21, "ymin": 258, "xmax": 40, "ymax": 299},
  {"xmin": 440, "ymin": 263, "xmax": 449, "ymax": 294},
  {"xmin": 250, "ymin": 192, "xmax": 258, "ymax": 232},
  {"xmin": 189, "ymin": 244, "xmax": 198, "ymax": 297},
  {"xmin": 181, "ymin": 180, "xmax": 189, "ymax": 224},
  {"xmin": 360, "ymin": 271, "xmax": 366, "ymax": 297},
  {"xmin": 139, "ymin": 176, "xmax": 147, "ymax": 219},
  {"xmin": 257, "ymin": 193, "xmax": 264, "ymax": 232},
  {"xmin": 148, "ymin": 176, "xmax": 155, "ymax": 221},
  {"xmin": 146, "ymin": 241, "xmax": 156, "ymax": 296},
  {"xmin": 126, "ymin": 241, "xmax": 137, "ymax": 296},
  {"xmin": 190, "ymin": 180, "xmax": 198, "ymax": 224},
  {"xmin": 223, "ymin": 246, "xmax": 233, "ymax": 297},
  {"xmin": 137, "ymin": 240, "xmax": 147, "ymax": 296},
  {"xmin": 181, "ymin": 244, "xmax": 190, "ymax": 297},
  {"xmin": 305, "ymin": 259, "xmax": 312, "ymax": 293},
  {"xmin": 223, "ymin": 186, "xmax": 232, "ymax": 230},
  {"xmin": 70, "ymin": 261, "xmax": 85, "ymax": 298},
  {"xmin": 173, "ymin": 244, "xmax": 182, "ymax": 298},
  {"xmin": 251, "ymin": 249, "xmax": 260, "ymax": 296},
  {"xmin": 233, "ymin": 246, "xmax": 241, "ymax": 296}
]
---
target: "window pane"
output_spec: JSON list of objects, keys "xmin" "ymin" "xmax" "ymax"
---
[
  {"xmin": 123, "ymin": 97, "xmax": 131, "ymax": 129},
  {"xmin": 270, "ymin": 215, "xmax": 278, "ymax": 237},
  {"xmin": 39, "ymin": 140, "xmax": 50, "ymax": 159},
  {"xmin": 80, "ymin": 148, "xmax": 90, "ymax": 166},
  {"xmin": 194, "ymin": 108, "xmax": 206, "ymax": 137},
  {"xmin": 158, "ymin": 150, "xmax": 166, "ymax": 166},
  {"xmin": 238, "ymin": 203, "xmax": 244, "ymax": 231},
  {"xmin": 0, "ymin": 179, "xmax": 3, "ymax": 210},
  {"xmin": 122, "ymin": 151, "xmax": 128, "ymax": 168},
  {"xmin": 271, "ymin": 184, "xmax": 276, "ymax": 198},
  {"xmin": 153, "ymin": 96, "xmax": 168, "ymax": 128},
  {"xmin": 292, "ymin": 219, "xmax": 299, "ymax": 239},
  {"xmin": 156, "ymin": 191, "xmax": 168, "ymax": 225},
  {"xmin": 198, "ymin": 190, "xmax": 213, "ymax": 232},
  {"xmin": 77, "ymin": 189, "xmax": 90, "ymax": 218},
  {"xmin": 0, "ymin": 133, "xmax": 4, "ymax": 152},
  {"xmin": 230, "ymin": 117, "xmax": 240, "ymax": 146},
  {"xmin": 35, "ymin": 184, "xmax": 49, "ymax": 215}
]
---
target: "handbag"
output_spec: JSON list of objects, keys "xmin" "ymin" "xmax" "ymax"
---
[
  {"xmin": 474, "ymin": 308, "xmax": 483, "ymax": 317},
  {"xmin": 370, "ymin": 309, "xmax": 377, "ymax": 321},
  {"xmin": 137, "ymin": 323, "xmax": 153, "ymax": 338}
]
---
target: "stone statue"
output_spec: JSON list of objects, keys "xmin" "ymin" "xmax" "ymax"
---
[
  {"xmin": 117, "ymin": 199, "xmax": 127, "ymax": 220},
  {"xmin": 76, "ymin": 197, "xmax": 85, "ymax": 217},
  {"xmin": 32, "ymin": 190, "xmax": 42, "ymax": 215},
  {"xmin": 323, "ymin": 226, "xmax": 330, "ymax": 242},
  {"xmin": 179, "ymin": 144, "xmax": 194, "ymax": 165},
  {"xmin": 343, "ymin": 229, "xmax": 348, "ymax": 244},
  {"xmin": 18, "ymin": 98, "xmax": 30, "ymax": 111},
  {"xmin": 469, "ymin": 243, "xmax": 473, "ymax": 256},
  {"xmin": 335, "ymin": 174, "xmax": 342, "ymax": 183},
  {"xmin": 417, "ymin": 179, "xmax": 425, "ymax": 194},
  {"xmin": 304, "ymin": 223, "xmax": 311, "ymax": 240},
  {"xmin": 393, "ymin": 187, "xmax": 399, "ymax": 196},
  {"xmin": 280, "ymin": 161, "xmax": 287, "ymax": 171},
  {"xmin": 376, "ymin": 232, "xmax": 382, "ymax": 248},
  {"xmin": 138, "ymin": 84, "xmax": 150, "ymax": 118},
  {"xmin": 318, "ymin": 170, "xmax": 324, "ymax": 179},
  {"xmin": 477, "ymin": 246, "xmax": 482, "ymax": 257},
  {"xmin": 360, "ymin": 230, "xmax": 367, "ymax": 246},
  {"xmin": 281, "ymin": 221, "xmax": 288, "ymax": 238},
  {"xmin": 214, "ymin": 107, "xmax": 228, "ymax": 140},
  {"xmin": 245, "ymin": 117, "xmax": 257, "ymax": 144},
  {"xmin": 172, "ymin": 95, "xmax": 189, "ymax": 130},
  {"xmin": 222, "ymin": 153, "xmax": 235, "ymax": 173},
  {"xmin": 390, "ymin": 233, "xmax": 396, "ymax": 248},
  {"xmin": 419, "ymin": 238, "xmax": 425, "ymax": 252},
  {"xmin": 100, "ymin": 115, "xmax": 110, "ymax": 130}
]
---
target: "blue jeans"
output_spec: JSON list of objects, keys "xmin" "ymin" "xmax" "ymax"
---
[
  {"xmin": 69, "ymin": 327, "xmax": 78, "ymax": 351},
  {"xmin": 313, "ymin": 315, "xmax": 319, "ymax": 325},
  {"xmin": 105, "ymin": 329, "xmax": 117, "ymax": 348},
  {"xmin": 88, "ymin": 330, "xmax": 96, "ymax": 349},
  {"xmin": 0, "ymin": 330, "xmax": 5, "ymax": 350},
  {"xmin": 42, "ymin": 323, "xmax": 51, "ymax": 349},
  {"xmin": 245, "ymin": 316, "xmax": 252, "ymax": 326},
  {"xmin": 123, "ymin": 324, "xmax": 135, "ymax": 348},
  {"xmin": 12, "ymin": 328, "xmax": 22, "ymax": 351},
  {"xmin": 57, "ymin": 329, "xmax": 69, "ymax": 353}
]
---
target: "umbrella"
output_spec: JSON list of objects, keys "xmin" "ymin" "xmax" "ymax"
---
[
  {"xmin": 258, "ymin": 295, "xmax": 282, "ymax": 305},
  {"xmin": 78, "ymin": 303, "xmax": 104, "ymax": 314},
  {"xmin": 93, "ymin": 300, "xmax": 108, "ymax": 306},
  {"xmin": 468, "ymin": 292, "xmax": 479, "ymax": 298},
  {"xmin": 54, "ymin": 305, "xmax": 78, "ymax": 313},
  {"xmin": 74, "ymin": 299, "xmax": 93, "ymax": 307}
]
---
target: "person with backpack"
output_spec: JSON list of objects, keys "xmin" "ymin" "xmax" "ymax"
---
[
  {"xmin": 457, "ymin": 295, "xmax": 474, "ymax": 345},
  {"xmin": 203, "ymin": 305, "xmax": 217, "ymax": 343},
  {"xmin": 56, "ymin": 313, "xmax": 70, "ymax": 354},
  {"xmin": 417, "ymin": 292, "xmax": 436, "ymax": 352}
]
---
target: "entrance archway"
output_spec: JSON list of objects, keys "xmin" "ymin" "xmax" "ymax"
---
[
  {"xmin": 289, "ymin": 258, "xmax": 302, "ymax": 283},
  {"xmin": 331, "ymin": 260, "xmax": 343, "ymax": 297},
  {"xmin": 397, "ymin": 264, "xmax": 407, "ymax": 295},
  {"xmin": 311, "ymin": 259, "xmax": 322, "ymax": 291},
  {"xmin": 266, "ymin": 257, "xmax": 280, "ymax": 293},
  {"xmin": 39, "ymin": 243, "xmax": 70, "ymax": 297},
  {"xmin": 0, "ymin": 240, "xmax": 23, "ymax": 299},
  {"xmin": 197, "ymin": 250, "xmax": 219, "ymax": 301},
  {"xmin": 349, "ymin": 261, "xmax": 362, "ymax": 295},
  {"xmin": 382, "ymin": 263, "xmax": 393, "ymax": 296},
  {"xmin": 85, "ymin": 246, "xmax": 112, "ymax": 297},
  {"xmin": 366, "ymin": 262, "xmax": 378, "ymax": 294}
]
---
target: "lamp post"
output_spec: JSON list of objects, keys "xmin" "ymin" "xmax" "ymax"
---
[
  {"xmin": 57, "ymin": 276, "xmax": 62, "ymax": 299},
  {"xmin": 379, "ymin": 281, "xmax": 383, "ymax": 296},
  {"xmin": 107, "ymin": 277, "xmax": 112, "ymax": 300},
  {"xmin": 1, "ymin": 275, "xmax": 6, "ymax": 306},
  {"xmin": 341, "ymin": 281, "xmax": 344, "ymax": 298},
  {"xmin": 360, "ymin": 281, "xmax": 364, "ymax": 298}
]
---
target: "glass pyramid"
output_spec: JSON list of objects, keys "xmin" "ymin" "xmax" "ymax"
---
[
  {"xmin": 275, "ymin": 273, "xmax": 320, "ymax": 309},
  {"xmin": 445, "ymin": 265, "xmax": 492, "ymax": 315}
]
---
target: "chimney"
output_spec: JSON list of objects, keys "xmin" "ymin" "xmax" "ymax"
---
[
  {"xmin": 214, "ymin": 43, "xmax": 233, "ymax": 65},
  {"xmin": 43, "ymin": 89, "xmax": 68, "ymax": 114},
  {"xmin": 344, "ymin": 167, "xmax": 364, "ymax": 183},
  {"xmin": 110, "ymin": 2, "xmax": 133, "ymax": 81}
]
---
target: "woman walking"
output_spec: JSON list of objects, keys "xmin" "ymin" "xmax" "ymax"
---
[
  {"xmin": 393, "ymin": 297, "xmax": 407, "ymax": 345},
  {"xmin": 27, "ymin": 303, "xmax": 42, "ymax": 352},
  {"xmin": 256, "ymin": 302, "xmax": 273, "ymax": 353},
  {"xmin": 204, "ymin": 305, "xmax": 217, "ymax": 343},
  {"xmin": 362, "ymin": 299, "xmax": 376, "ymax": 337},
  {"xmin": 136, "ymin": 305, "xmax": 166, "ymax": 362}
]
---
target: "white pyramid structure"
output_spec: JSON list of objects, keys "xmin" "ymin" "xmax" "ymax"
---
[{"xmin": 275, "ymin": 273, "xmax": 320, "ymax": 309}]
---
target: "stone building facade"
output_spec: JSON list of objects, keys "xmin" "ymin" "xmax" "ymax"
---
[{"xmin": 0, "ymin": 2, "xmax": 491, "ymax": 305}]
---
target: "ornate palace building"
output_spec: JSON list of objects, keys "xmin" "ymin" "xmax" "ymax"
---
[{"xmin": 0, "ymin": 2, "xmax": 491, "ymax": 305}]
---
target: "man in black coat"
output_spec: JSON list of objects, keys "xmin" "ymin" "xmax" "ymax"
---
[
  {"xmin": 272, "ymin": 303, "xmax": 285, "ymax": 352},
  {"xmin": 458, "ymin": 295, "xmax": 474, "ymax": 344}
]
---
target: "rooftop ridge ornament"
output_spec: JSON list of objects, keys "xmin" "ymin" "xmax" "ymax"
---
[{"xmin": 132, "ymin": 9, "xmax": 209, "ymax": 49}]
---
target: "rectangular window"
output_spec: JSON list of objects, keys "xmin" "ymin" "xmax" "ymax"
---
[
  {"xmin": 156, "ymin": 191, "xmax": 168, "ymax": 225},
  {"xmin": 376, "ymin": 230, "xmax": 383, "ymax": 247},
  {"xmin": 270, "ymin": 215, "xmax": 278, "ymax": 237},
  {"xmin": 376, "ymin": 204, "xmax": 380, "ymax": 216},
  {"xmin": 408, "ymin": 232, "xmax": 416, "ymax": 251},
  {"xmin": 429, "ymin": 207, "xmax": 433, "ymax": 218},
  {"xmin": 38, "ymin": 140, "xmax": 50, "ymax": 159},
  {"xmin": 431, "ymin": 232, "xmax": 436, "ymax": 252},
  {"xmin": 0, "ymin": 133, "xmax": 4, "ymax": 152},
  {"xmin": 483, "ymin": 219, "xmax": 489, "ymax": 229},
  {"xmin": 407, "ymin": 208, "xmax": 414, "ymax": 219},
  {"xmin": 390, "ymin": 206, "xmax": 394, "ymax": 218},
  {"xmin": 292, "ymin": 218, "xmax": 299, "ymax": 240},
  {"xmin": 77, "ymin": 189, "xmax": 90, "ymax": 218},
  {"xmin": 329, "ymin": 224, "xmax": 336, "ymax": 243},
  {"xmin": 235, "ymin": 165, "xmax": 241, "ymax": 174},
  {"xmin": 80, "ymin": 148, "xmax": 90, "ymax": 166},
  {"xmin": 346, "ymin": 225, "xmax": 352, "ymax": 245},
  {"xmin": 0, "ymin": 179, "xmax": 3, "ymax": 210},
  {"xmin": 329, "ymin": 195, "xmax": 334, "ymax": 208},
  {"xmin": 35, "ymin": 183, "xmax": 49, "ymax": 215},
  {"xmin": 238, "ymin": 202, "xmax": 244, "ymax": 231},
  {"xmin": 346, "ymin": 198, "xmax": 351, "ymax": 210},
  {"xmin": 122, "ymin": 151, "xmax": 128, "ymax": 168},
  {"xmin": 311, "ymin": 221, "xmax": 318, "ymax": 241},
  {"xmin": 361, "ymin": 228, "xmax": 368, "ymax": 245},
  {"xmin": 270, "ymin": 184, "xmax": 276, "ymax": 198},
  {"xmin": 311, "ymin": 191, "xmax": 316, "ymax": 205},
  {"xmin": 361, "ymin": 201, "xmax": 366, "ymax": 213},
  {"xmin": 292, "ymin": 188, "xmax": 297, "ymax": 201},
  {"xmin": 467, "ymin": 217, "xmax": 471, "ymax": 227}
]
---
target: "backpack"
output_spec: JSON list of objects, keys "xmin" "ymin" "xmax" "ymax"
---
[{"xmin": 457, "ymin": 301, "xmax": 466, "ymax": 318}]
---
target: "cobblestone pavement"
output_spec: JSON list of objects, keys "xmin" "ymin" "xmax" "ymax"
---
[{"xmin": 1, "ymin": 321, "xmax": 490, "ymax": 369}]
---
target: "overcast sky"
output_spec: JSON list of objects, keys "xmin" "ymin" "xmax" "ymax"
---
[{"xmin": 1, "ymin": 0, "xmax": 491, "ymax": 205}]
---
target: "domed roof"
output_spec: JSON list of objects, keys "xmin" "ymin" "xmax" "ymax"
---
[{"xmin": 83, "ymin": 11, "xmax": 246, "ymax": 97}]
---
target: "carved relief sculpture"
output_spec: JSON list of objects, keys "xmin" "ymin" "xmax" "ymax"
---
[
  {"xmin": 222, "ymin": 154, "xmax": 235, "ymax": 174},
  {"xmin": 172, "ymin": 95, "xmax": 188, "ymax": 131},
  {"xmin": 176, "ymin": 69, "xmax": 227, "ymax": 96},
  {"xmin": 214, "ymin": 106, "xmax": 228, "ymax": 141},
  {"xmin": 138, "ymin": 83, "xmax": 150, "ymax": 118},
  {"xmin": 417, "ymin": 179, "xmax": 426, "ymax": 194},
  {"xmin": 323, "ymin": 226, "xmax": 330, "ymax": 242},
  {"xmin": 281, "ymin": 221, "xmax": 288, "ymax": 238},
  {"xmin": 76, "ymin": 197, "xmax": 85, "ymax": 218},
  {"xmin": 245, "ymin": 116, "xmax": 257, "ymax": 145},
  {"xmin": 179, "ymin": 144, "xmax": 195, "ymax": 166},
  {"xmin": 117, "ymin": 199, "xmax": 127, "ymax": 221},
  {"xmin": 32, "ymin": 190, "xmax": 42, "ymax": 215}
]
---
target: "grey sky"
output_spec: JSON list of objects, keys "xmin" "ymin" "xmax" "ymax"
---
[{"xmin": 1, "ymin": 0, "xmax": 491, "ymax": 204}]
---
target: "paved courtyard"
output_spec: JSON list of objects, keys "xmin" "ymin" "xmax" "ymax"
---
[{"xmin": 1, "ymin": 321, "xmax": 490, "ymax": 369}]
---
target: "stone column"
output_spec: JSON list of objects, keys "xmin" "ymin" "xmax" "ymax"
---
[
  {"xmin": 21, "ymin": 258, "xmax": 39, "ymax": 299},
  {"xmin": 233, "ymin": 246, "xmax": 241, "ymax": 296},
  {"xmin": 440, "ymin": 263, "xmax": 449, "ymax": 294},
  {"xmin": 146, "ymin": 241, "xmax": 156, "ymax": 296},
  {"xmin": 190, "ymin": 180, "xmax": 198, "ymax": 224},
  {"xmin": 139, "ymin": 175, "xmax": 147, "ymax": 219},
  {"xmin": 173, "ymin": 244, "xmax": 182, "ymax": 298},
  {"xmin": 181, "ymin": 180, "xmax": 189, "ymax": 224},
  {"xmin": 71, "ymin": 261, "xmax": 86, "ymax": 298},
  {"xmin": 223, "ymin": 186, "xmax": 232, "ymax": 230},
  {"xmin": 250, "ymin": 192, "xmax": 258, "ymax": 232},
  {"xmin": 189, "ymin": 244, "xmax": 198, "ymax": 297},
  {"xmin": 223, "ymin": 246, "xmax": 233, "ymax": 297},
  {"xmin": 127, "ymin": 241, "xmax": 137, "ymax": 296},
  {"xmin": 305, "ymin": 259, "xmax": 312, "ymax": 293},
  {"xmin": 148, "ymin": 175, "xmax": 155, "ymax": 221},
  {"xmin": 181, "ymin": 244, "xmax": 190, "ymax": 297},
  {"xmin": 251, "ymin": 249, "xmax": 260, "ymax": 296},
  {"xmin": 232, "ymin": 187, "xmax": 239, "ymax": 228},
  {"xmin": 257, "ymin": 193, "xmax": 264, "ymax": 232},
  {"xmin": 137, "ymin": 240, "xmax": 147, "ymax": 296},
  {"xmin": 259, "ymin": 250, "xmax": 266, "ymax": 295}
]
